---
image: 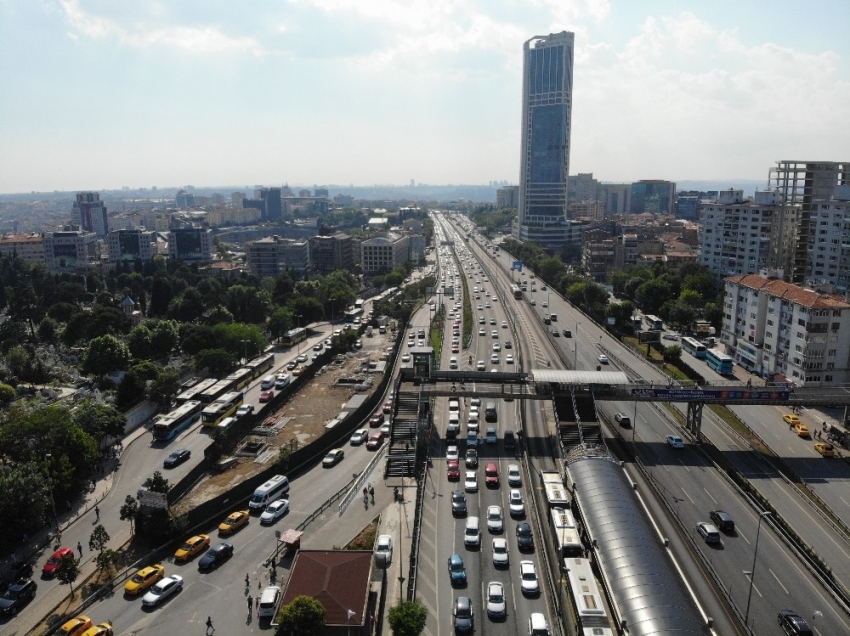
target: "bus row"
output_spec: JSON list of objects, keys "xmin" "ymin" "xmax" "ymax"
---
[{"xmin": 680, "ymin": 337, "xmax": 733, "ymax": 374}]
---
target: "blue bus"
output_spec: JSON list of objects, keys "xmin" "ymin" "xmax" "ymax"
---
[
  {"xmin": 644, "ymin": 315, "xmax": 664, "ymax": 331},
  {"xmin": 705, "ymin": 349, "xmax": 733, "ymax": 374},
  {"xmin": 153, "ymin": 400, "xmax": 203, "ymax": 441},
  {"xmin": 681, "ymin": 337, "xmax": 707, "ymax": 359}
]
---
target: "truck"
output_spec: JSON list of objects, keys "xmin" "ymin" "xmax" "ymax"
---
[
  {"xmin": 695, "ymin": 320, "xmax": 716, "ymax": 336},
  {"xmin": 541, "ymin": 471, "xmax": 570, "ymax": 508}
]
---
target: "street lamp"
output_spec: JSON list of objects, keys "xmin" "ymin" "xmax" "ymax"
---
[
  {"xmin": 744, "ymin": 511, "xmax": 772, "ymax": 626},
  {"xmin": 45, "ymin": 453, "xmax": 57, "ymax": 529},
  {"xmin": 329, "ymin": 298, "xmax": 338, "ymax": 323}
]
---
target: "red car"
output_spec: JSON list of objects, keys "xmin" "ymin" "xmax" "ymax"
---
[
  {"xmin": 447, "ymin": 460, "xmax": 460, "ymax": 480},
  {"xmin": 382, "ymin": 400, "xmax": 393, "ymax": 414},
  {"xmin": 369, "ymin": 412, "xmax": 384, "ymax": 427},
  {"xmin": 42, "ymin": 547, "xmax": 73, "ymax": 576},
  {"xmin": 259, "ymin": 390, "xmax": 274, "ymax": 403},
  {"xmin": 366, "ymin": 431, "xmax": 384, "ymax": 450}
]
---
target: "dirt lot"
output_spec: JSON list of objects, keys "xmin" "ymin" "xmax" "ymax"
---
[{"xmin": 174, "ymin": 330, "xmax": 397, "ymax": 514}]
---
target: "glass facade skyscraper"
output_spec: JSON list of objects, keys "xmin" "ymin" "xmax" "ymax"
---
[{"xmin": 516, "ymin": 32, "xmax": 574, "ymax": 248}]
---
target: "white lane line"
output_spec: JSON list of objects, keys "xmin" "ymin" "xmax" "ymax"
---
[
  {"xmin": 681, "ymin": 488, "xmax": 695, "ymax": 504},
  {"xmin": 703, "ymin": 488, "xmax": 717, "ymax": 505},
  {"xmin": 769, "ymin": 568, "xmax": 789, "ymax": 595}
]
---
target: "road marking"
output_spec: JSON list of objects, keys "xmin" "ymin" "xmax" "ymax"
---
[
  {"xmin": 703, "ymin": 488, "xmax": 717, "ymax": 504},
  {"xmin": 681, "ymin": 488, "xmax": 695, "ymax": 504},
  {"xmin": 738, "ymin": 529, "xmax": 750, "ymax": 545},
  {"xmin": 769, "ymin": 568, "xmax": 789, "ymax": 595}
]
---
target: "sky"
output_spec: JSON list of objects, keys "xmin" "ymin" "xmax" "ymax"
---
[{"xmin": 0, "ymin": 0, "xmax": 848, "ymax": 194}]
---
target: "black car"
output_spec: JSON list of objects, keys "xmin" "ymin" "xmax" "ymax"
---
[
  {"xmin": 709, "ymin": 510, "xmax": 735, "ymax": 533},
  {"xmin": 446, "ymin": 424, "xmax": 459, "ymax": 441},
  {"xmin": 198, "ymin": 542, "xmax": 234, "ymax": 570},
  {"xmin": 563, "ymin": 329, "xmax": 572, "ymax": 338},
  {"xmin": 504, "ymin": 340, "xmax": 512, "ymax": 349},
  {"xmin": 503, "ymin": 430, "xmax": 516, "ymax": 450},
  {"xmin": 464, "ymin": 448, "xmax": 478, "ymax": 468},
  {"xmin": 777, "ymin": 610, "xmax": 812, "ymax": 635},
  {"xmin": 453, "ymin": 596, "xmax": 474, "ymax": 633},
  {"xmin": 0, "ymin": 579, "xmax": 37, "ymax": 615},
  {"xmin": 163, "ymin": 449, "xmax": 191, "ymax": 468},
  {"xmin": 451, "ymin": 490, "xmax": 467, "ymax": 516},
  {"xmin": 516, "ymin": 522, "xmax": 534, "ymax": 550}
]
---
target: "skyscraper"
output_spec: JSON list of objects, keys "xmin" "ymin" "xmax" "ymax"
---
[
  {"xmin": 71, "ymin": 191, "xmax": 109, "ymax": 237},
  {"xmin": 515, "ymin": 31, "xmax": 574, "ymax": 248}
]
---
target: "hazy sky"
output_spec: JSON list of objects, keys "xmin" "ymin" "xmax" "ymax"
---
[{"xmin": 1, "ymin": 0, "xmax": 848, "ymax": 193}]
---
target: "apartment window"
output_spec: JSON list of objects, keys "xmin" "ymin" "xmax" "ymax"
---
[
  {"xmin": 795, "ymin": 345, "xmax": 803, "ymax": 353},
  {"xmin": 828, "ymin": 349, "xmax": 836, "ymax": 357},
  {"xmin": 767, "ymin": 319, "xmax": 774, "ymax": 326},
  {"xmin": 765, "ymin": 332, "xmax": 773, "ymax": 339}
]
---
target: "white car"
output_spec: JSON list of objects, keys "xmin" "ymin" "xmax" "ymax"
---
[
  {"xmin": 541, "ymin": 301, "xmax": 548, "ymax": 307},
  {"xmin": 506, "ymin": 354, "xmax": 514, "ymax": 364},
  {"xmin": 501, "ymin": 321, "xmax": 507, "ymax": 329},
  {"xmin": 492, "ymin": 538, "xmax": 509, "ymax": 567},
  {"xmin": 490, "ymin": 354, "xmax": 499, "ymax": 364},
  {"xmin": 491, "ymin": 330, "xmax": 498, "ymax": 338},
  {"xmin": 401, "ymin": 354, "xmax": 411, "ymax": 363},
  {"xmin": 486, "ymin": 505, "xmax": 503, "ymax": 533},
  {"xmin": 486, "ymin": 581, "xmax": 507, "ymax": 619},
  {"xmin": 464, "ymin": 471, "xmax": 478, "ymax": 492},
  {"xmin": 479, "ymin": 328, "xmax": 486, "ymax": 336},
  {"xmin": 375, "ymin": 534, "xmax": 393, "ymax": 565},
  {"xmin": 142, "ymin": 574, "xmax": 183, "ymax": 608},
  {"xmin": 477, "ymin": 304, "xmax": 483, "ymax": 310},
  {"xmin": 446, "ymin": 445, "xmax": 459, "ymax": 462},
  {"xmin": 470, "ymin": 398, "xmax": 481, "ymax": 407},
  {"xmin": 519, "ymin": 560, "xmax": 540, "ymax": 595},
  {"xmin": 479, "ymin": 316, "xmax": 485, "ymax": 324},
  {"xmin": 598, "ymin": 354, "xmax": 609, "ymax": 364},
  {"xmin": 235, "ymin": 404, "xmax": 254, "ymax": 418},
  {"xmin": 477, "ymin": 361, "xmax": 486, "ymax": 371},
  {"xmin": 666, "ymin": 435, "xmax": 685, "ymax": 449},
  {"xmin": 260, "ymin": 499, "xmax": 290, "ymax": 524},
  {"xmin": 507, "ymin": 464, "xmax": 522, "ymax": 487},
  {"xmin": 350, "ymin": 429, "xmax": 368, "ymax": 445},
  {"xmin": 492, "ymin": 343, "xmax": 501, "ymax": 352},
  {"xmin": 509, "ymin": 490, "xmax": 525, "ymax": 517}
]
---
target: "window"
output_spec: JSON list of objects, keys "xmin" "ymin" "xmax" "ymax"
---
[{"xmin": 828, "ymin": 349, "xmax": 836, "ymax": 357}]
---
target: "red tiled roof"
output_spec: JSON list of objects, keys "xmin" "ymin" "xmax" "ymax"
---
[
  {"xmin": 726, "ymin": 274, "xmax": 850, "ymax": 309},
  {"xmin": 281, "ymin": 550, "xmax": 373, "ymax": 626}
]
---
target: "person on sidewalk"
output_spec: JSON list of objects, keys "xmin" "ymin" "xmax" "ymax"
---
[
  {"xmin": 95, "ymin": 504, "xmax": 100, "ymax": 521},
  {"xmin": 77, "ymin": 542, "xmax": 83, "ymax": 558},
  {"xmin": 206, "ymin": 616, "xmax": 214, "ymax": 634}
]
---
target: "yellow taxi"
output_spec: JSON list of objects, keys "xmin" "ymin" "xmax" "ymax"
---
[
  {"xmin": 794, "ymin": 422, "xmax": 810, "ymax": 437},
  {"xmin": 80, "ymin": 623, "xmax": 113, "ymax": 636},
  {"xmin": 174, "ymin": 534, "xmax": 210, "ymax": 562},
  {"xmin": 292, "ymin": 366, "xmax": 305, "ymax": 376},
  {"xmin": 123, "ymin": 564, "xmax": 165, "ymax": 595},
  {"xmin": 59, "ymin": 616, "xmax": 92, "ymax": 636},
  {"xmin": 782, "ymin": 413, "xmax": 800, "ymax": 425},
  {"xmin": 815, "ymin": 442, "xmax": 835, "ymax": 457},
  {"xmin": 218, "ymin": 510, "xmax": 249, "ymax": 536}
]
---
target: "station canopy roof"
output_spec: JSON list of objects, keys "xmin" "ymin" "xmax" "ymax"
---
[{"xmin": 531, "ymin": 369, "xmax": 630, "ymax": 385}]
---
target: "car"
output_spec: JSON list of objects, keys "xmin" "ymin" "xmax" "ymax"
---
[
  {"xmin": 447, "ymin": 554, "xmax": 467, "ymax": 585},
  {"xmin": 486, "ymin": 581, "xmax": 506, "ymax": 619},
  {"xmin": 598, "ymin": 354, "xmax": 609, "ymax": 364},
  {"xmin": 815, "ymin": 441, "xmax": 835, "ymax": 457},
  {"xmin": 323, "ymin": 449, "xmax": 345, "ymax": 467},
  {"xmin": 614, "ymin": 413, "xmax": 631, "ymax": 428},
  {"xmin": 375, "ymin": 535, "xmax": 393, "ymax": 566},
  {"xmin": 58, "ymin": 616, "xmax": 92, "ymax": 636},
  {"xmin": 507, "ymin": 464, "xmax": 522, "ymax": 487},
  {"xmin": 485, "ymin": 428, "xmax": 498, "ymax": 445},
  {"xmin": 163, "ymin": 449, "xmax": 191, "ymax": 469},
  {"xmin": 490, "ymin": 354, "xmax": 499, "ymax": 364},
  {"xmin": 466, "ymin": 430, "xmax": 479, "ymax": 448},
  {"xmin": 484, "ymin": 462, "xmax": 499, "ymax": 487},
  {"xmin": 551, "ymin": 329, "xmax": 559, "ymax": 336},
  {"xmin": 478, "ymin": 327, "xmax": 486, "ymax": 336},
  {"xmin": 198, "ymin": 542, "xmax": 234, "ymax": 570},
  {"xmin": 516, "ymin": 523, "xmax": 534, "ymax": 550},
  {"xmin": 217, "ymin": 510, "xmax": 249, "ymax": 536},
  {"xmin": 709, "ymin": 510, "xmax": 735, "ymax": 532},
  {"xmin": 501, "ymin": 321, "xmax": 507, "ymax": 328},
  {"xmin": 383, "ymin": 399, "xmax": 393, "ymax": 413},
  {"xmin": 286, "ymin": 360, "xmax": 298, "ymax": 370},
  {"xmin": 235, "ymin": 404, "xmax": 254, "ymax": 418},
  {"xmin": 696, "ymin": 522, "xmax": 720, "ymax": 544},
  {"xmin": 478, "ymin": 316, "xmax": 485, "ymax": 324},
  {"xmin": 794, "ymin": 422, "xmax": 810, "ymax": 437},
  {"xmin": 530, "ymin": 299, "xmax": 536, "ymax": 305},
  {"xmin": 79, "ymin": 623, "xmax": 113, "ymax": 636},
  {"xmin": 259, "ymin": 390, "xmax": 274, "ymax": 403},
  {"xmin": 447, "ymin": 460, "xmax": 460, "ymax": 480},
  {"xmin": 369, "ymin": 411, "xmax": 385, "ymax": 427},
  {"xmin": 492, "ymin": 538, "xmax": 509, "ymax": 567},
  {"xmin": 476, "ymin": 360, "xmax": 485, "ymax": 371},
  {"xmin": 260, "ymin": 498, "xmax": 290, "ymax": 524},
  {"xmin": 274, "ymin": 374, "xmax": 291, "ymax": 389},
  {"xmin": 503, "ymin": 429, "xmax": 516, "ymax": 450},
  {"xmin": 401, "ymin": 353, "xmax": 411, "ymax": 363},
  {"xmin": 662, "ymin": 333, "xmax": 678, "ymax": 341},
  {"xmin": 42, "ymin": 547, "xmax": 73, "ymax": 576},
  {"xmin": 453, "ymin": 596, "xmax": 474, "ymax": 633},
  {"xmin": 666, "ymin": 435, "xmax": 685, "ymax": 449},
  {"xmin": 464, "ymin": 447, "xmax": 478, "ymax": 467},
  {"xmin": 366, "ymin": 431, "xmax": 384, "ymax": 449},
  {"xmin": 509, "ymin": 489, "xmax": 525, "ymax": 517},
  {"xmin": 491, "ymin": 330, "xmax": 498, "ymax": 338},
  {"xmin": 492, "ymin": 342, "xmax": 501, "ymax": 351},
  {"xmin": 519, "ymin": 560, "xmax": 540, "ymax": 595},
  {"xmin": 446, "ymin": 445, "xmax": 459, "ymax": 461},
  {"xmin": 380, "ymin": 422, "xmax": 391, "ymax": 436},
  {"xmin": 505, "ymin": 354, "xmax": 514, "ymax": 364},
  {"xmin": 0, "ymin": 578, "xmax": 37, "ymax": 615},
  {"xmin": 350, "ymin": 429, "xmax": 368, "ymax": 445},
  {"xmin": 123, "ymin": 564, "xmax": 165, "ymax": 596},
  {"xmin": 563, "ymin": 329, "xmax": 572, "ymax": 337},
  {"xmin": 477, "ymin": 304, "xmax": 483, "ymax": 310},
  {"xmin": 446, "ymin": 423, "xmax": 459, "ymax": 441},
  {"xmin": 297, "ymin": 353, "xmax": 308, "ymax": 363},
  {"xmin": 486, "ymin": 505, "xmax": 503, "ymax": 533},
  {"xmin": 782, "ymin": 413, "xmax": 800, "ymax": 425},
  {"xmin": 312, "ymin": 343, "xmax": 323, "ymax": 352},
  {"xmin": 504, "ymin": 340, "xmax": 512, "ymax": 349},
  {"xmin": 541, "ymin": 301, "xmax": 548, "ymax": 308},
  {"xmin": 141, "ymin": 574, "xmax": 183, "ymax": 608},
  {"xmin": 464, "ymin": 471, "xmax": 478, "ymax": 492},
  {"xmin": 451, "ymin": 490, "xmax": 468, "ymax": 516},
  {"xmin": 174, "ymin": 534, "xmax": 210, "ymax": 562},
  {"xmin": 324, "ymin": 338, "xmax": 333, "ymax": 346},
  {"xmin": 777, "ymin": 610, "xmax": 813, "ymax": 635}
]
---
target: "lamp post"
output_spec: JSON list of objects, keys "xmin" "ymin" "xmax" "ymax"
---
[
  {"xmin": 45, "ymin": 453, "xmax": 57, "ymax": 529},
  {"xmin": 329, "ymin": 298, "xmax": 338, "ymax": 323},
  {"xmin": 744, "ymin": 511, "xmax": 772, "ymax": 626}
]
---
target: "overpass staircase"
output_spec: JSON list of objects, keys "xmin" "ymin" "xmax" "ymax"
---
[{"xmin": 384, "ymin": 391, "xmax": 419, "ymax": 478}]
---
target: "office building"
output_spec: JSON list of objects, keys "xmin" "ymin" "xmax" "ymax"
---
[
  {"xmin": 168, "ymin": 227, "xmax": 213, "ymax": 263},
  {"xmin": 598, "ymin": 183, "xmax": 631, "ymax": 215},
  {"xmin": 567, "ymin": 173, "xmax": 600, "ymax": 206},
  {"xmin": 107, "ymin": 229, "xmax": 157, "ymax": 263},
  {"xmin": 496, "ymin": 186, "xmax": 519, "ymax": 209},
  {"xmin": 629, "ymin": 180, "xmax": 676, "ymax": 215},
  {"xmin": 44, "ymin": 229, "xmax": 98, "ymax": 271},
  {"xmin": 247, "ymin": 236, "xmax": 310, "ymax": 277},
  {"xmin": 361, "ymin": 233, "xmax": 410, "ymax": 274},
  {"xmin": 72, "ymin": 192, "xmax": 109, "ymax": 237},
  {"xmin": 722, "ymin": 274, "xmax": 850, "ymax": 385},
  {"xmin": 309, "ymin": 233, "xmax": 354, "ymax": 273},
  {"xmin": 515, "ymin": 31, "xmax": 574, "ymax": 248}
]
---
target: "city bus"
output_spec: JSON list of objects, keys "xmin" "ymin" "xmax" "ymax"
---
[
  {"xmin": 281, "ymin": 328, "xmax": 308, "ymax": 348},
  {"xmin": 175, "ymin": 378, "xmax": 218, "ymax": 405},
  {"xmin": 152, "ymin": 400, "xmax": 203, "ymax": 442},
  {"xmin": 201, "ymin": 391, "xmax": 245, "ymax": 427},
  {"xmin": 564, "ymin": 557, "xmax": 613, "ymax": 634},
  {"xmin": 244, "ymin": 353, "xmax": 275, "ymax": 379},
  {"xmin": 644, "ymin": 314, "xmax": 664, "ymax": 331},
  {"xmin": 511, "ymin": 284, "xmax": 522, "ymax": 299},
  {"xmin": 680, "ymin": 337, "xmax": 707, "ymax": 359},
  {"xmin": 198, "ymin": 379, "xmax": 236, "ymax": 403},
  {"xmin": 225, "ymin": 368, "xmax": 253, "ymax": 391},
  {"xmin": 705, "ymin": 348, "xmax": 734, "ymax": 374}
]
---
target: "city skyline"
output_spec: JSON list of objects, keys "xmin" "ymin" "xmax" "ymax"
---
[{"xmin": 1, "ymin": 0, "xmax": 848, "ymax": 194}]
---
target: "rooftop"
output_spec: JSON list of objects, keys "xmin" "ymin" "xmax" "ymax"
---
[{"xmin": 726, "ymin": 274, "xmax": 850, "ymax": 310}]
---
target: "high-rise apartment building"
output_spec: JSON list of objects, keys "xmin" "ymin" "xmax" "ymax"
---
[
  {"xmin": 805, "ymin": 186, "xmax": 850, "ymax": 292},
  {"xmin": 629, "ymin": 180, "xmax": 676, "ymax": 215},
  {"xmin": 515, "ymin": 31, "xmax": 574, "ymax": 248},
  {"xmin": 72, "ymin": 192, "xmax": 109, "ymax": 236}
]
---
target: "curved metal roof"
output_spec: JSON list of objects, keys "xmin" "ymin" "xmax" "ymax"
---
[
  {"xmin": 568, "ymin": 457, "xmax": 710, "ymax": 636},
  {"xmin": 531, "ymin": 369, "xmax": 630, "ymax": 385}
]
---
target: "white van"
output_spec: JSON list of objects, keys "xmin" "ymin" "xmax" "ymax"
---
[
  {"xmin": 450, "ymin": 357, "xmax": 458, "ymax": 369},
  {"xmin": 258, "ymin": 585, "xmax": 281, "ymax": 619},
  {"xmin": 249, "ymin": 475, "xmax": 290, "ymax": 512},
  {"xmin": 217, "ymin": 416, "xmax": 236, "ymax": 432},
  {"xmin": 260, "ymin": 375, "xmax": 275, "ymax": 390}
]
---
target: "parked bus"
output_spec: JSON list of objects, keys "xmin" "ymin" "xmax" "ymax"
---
[
  {"xmin": 281, "ymin": 328, "xmax": 308, "ymax": 347},
  {"xmin": 644, "ymin": 314, "xmax": 663, "ymax": 331},
  {"xmin": 705, "ymin": 348, "xmax": 734, "ymax": 374},
  {"xmin": 680, "ymin": 337, "xmax": 707, "ymax": 359},
  {"xmin": 152, "ymin": 400, "xmax": 203, "ymax": 441},
  {"xmin": 175, "ymin": 378, "xmax": 218, "ymax": 405},
  {"xmin": 245, "ymin": 353, "xmax": 275, "ymax": 379},
  {"xmin": 511, "ymin": 285, "xmax": 523, "ymax": 299},
  {"xmin": 564, "ymin": 557, "xmax": 614, "ymax": 635},
  {"xmin": 198, "ymin": 379, "xmax": 236, "ymax": 404},
  {"xmin": 225, "ymin": 368, "xmax": 253, "ymax": 391},
  {"xmin": 201, "ymin": 391, "xmax": 245, "ymax": 427}
]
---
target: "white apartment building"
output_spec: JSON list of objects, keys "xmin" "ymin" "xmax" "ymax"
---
[
  {"xmin": 107, "ymin": 229, "xmax": 156, "ymax": 263},
  {"xmin": 361, "ymin": 233, "xmax": 409, "ymax": 274},
  {"xmin": 0, "ymin": 233, "xmax": 45, "ymax": 263},
  {"xmin": 722, "ymin": 274, "xmax": 850, "ymax": 385},
  {"xmin": 45, "ymin": 229, "xmax": 99, "ymax": 271},
  {"xmin": 805, "ymin": 186, "xmax": 850, "ymax": 292}
]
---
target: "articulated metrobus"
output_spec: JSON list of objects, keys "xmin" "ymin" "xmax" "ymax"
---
[
  {"xmin": 244, "ymin": 353, "xmax": 275, "ymax": 379},
  {"xmin": 225, "ymin": 368, "xmax": 253, "ymax": 392},
  {"xmin": 152, "ymin": 400, "xmax": 203, "ymax": 441},
  {"xmin": 680, "ymin": 337, "xmax": 707, "ymax": 359},
  {"xmin": 198, "ymin": 379, "xmax": 236, "ymax": 404},
  {"xmin": 175, "ymin": 378, "xmax": 218, "ymax": 405},
  {"xmin": 705, "ymin": 348, "xmax": 734, "ymax": 374},
  {"xmin": 511, "ymin": 285, "xmax": 523, "ymax": 299},
  {"xmin": 201, "ymin": 391, "xmax": 245, "ymax": 427}
]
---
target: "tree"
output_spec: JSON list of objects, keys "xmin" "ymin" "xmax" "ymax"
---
[
  {"xmin": 0, "ymin": 462, "xmax": 50, "ymax": 553},
  {"xmin": 194, "ymin": 348, "xmax": 236, "ymax": 378},
  {"xmin": 148, "ymin": 369, "xmax": 181, "ymax": 409},
  {"xmin": 142, "ymin": 471, "xmax": 170, "ymax": 494},
  {"xmin": 149, "ymin": 277, "xmax": 174, "ymax": 317},
  {"xmin": 73, "ymin": 400, "xmax": 126, "ymax": 444},
  {"xmin": 120, "ymin": 495, "xmax": 140, "ymax": 535},
  {"xmin": 149, "ymin": 320, "xmax": 180, "ymax": 358},
  {"xmin": 127, "ymin": 325, "xmax": 154, "ymax": 360},
  {"xmin": 82, "ymin": 335, "xmax": 131, "ymax": 377},
  {"xmin": 225, "ymin": 285, "xmax": 271, "ymax": 324},
  {"xmin": 634, "ymin": 278, "xmax": 671, "ymax": 315},
  {"xmin": 88, "ymin": 524, "xmax": 111, "ymax": 570},
  {"xmin": 55, "ymin": 552, "xmax": 81, "ymax": 598},
  {"xmin": 663, "ymin": 345, "xmax": 683, "ymax": 363},
  {"xmin": 116, "ymin": 370, "xmax": 146, "ymax": 411},
  {"xmin": 276, "ymin": 595, "xmax": 326, "ymax": 636},
  {"xmin": 268, "ymin": 307, "xmax": 294, "ymax": 342},
  {"xmin": 0, "ymin": 383, "xmax": 14, "ymax": 405},
  {"xmin": 388, "ymin": 599, "xmax": 428, "ymax": 636},
  {"xmin": 37, "ymin": 316, "xmax": 59, "ymax": 344}
]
